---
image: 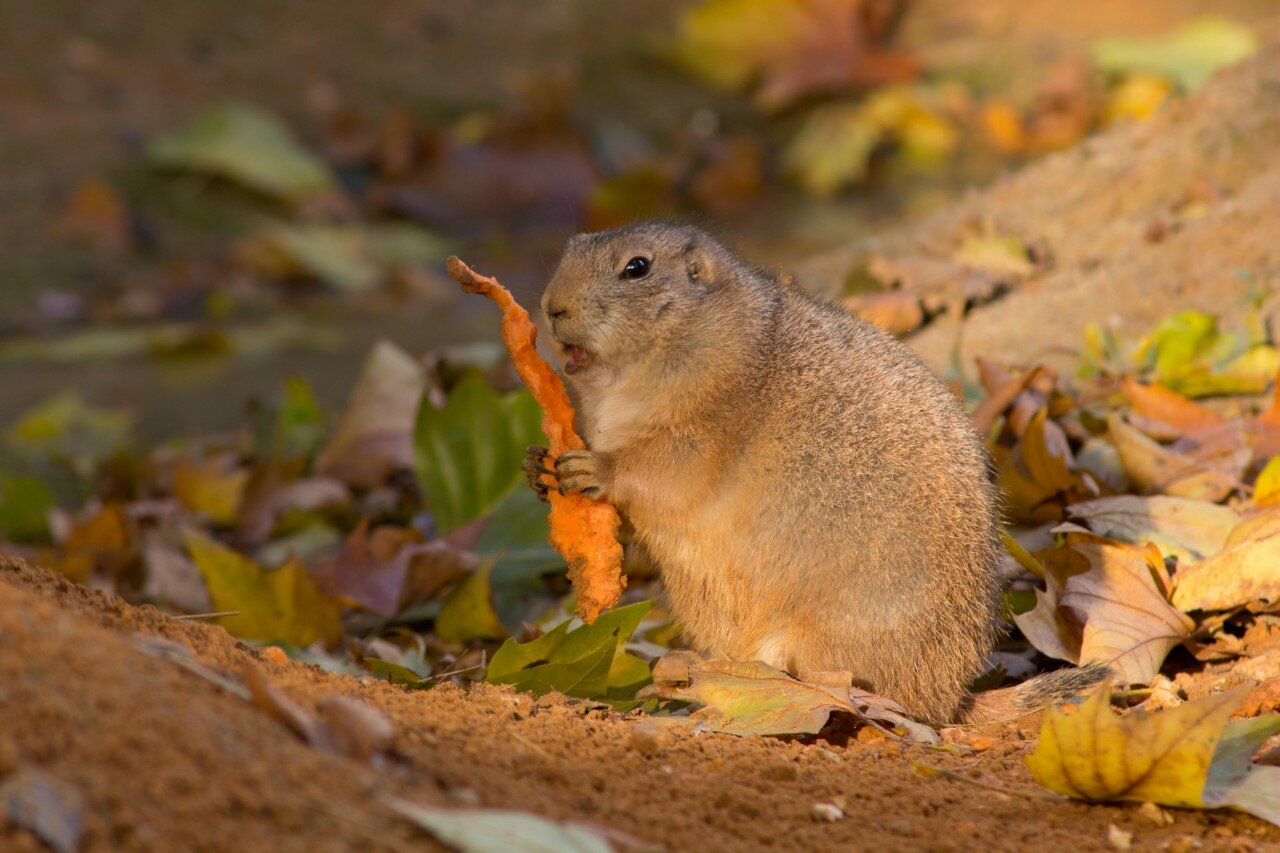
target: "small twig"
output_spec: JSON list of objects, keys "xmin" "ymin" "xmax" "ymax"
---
[{"xmin": 172, "ymin": 610, "xmax": 239, "ymax": 621}]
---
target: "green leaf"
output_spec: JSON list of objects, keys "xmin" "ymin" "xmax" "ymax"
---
[
  {"xmin": 183, "ymin": 528, "xmax": 341, "ymax": 647},
  {"xmin": 0, "ymin": 473, "xmax": 54, "ymax": 543},
  {"xmin": 414, "ymin": 371, "xmax": 544, "ymax": 534},
  {"xmin": 272, "ymin": 376, "xmax": 326, "ymax": 461},
  {"xmin": 365, "ymin": 658, "xmax": 433, "ymax": 689},
  {"xmin": 147, "ymin": 103, "xmax": 336, "ymax": 201},
  {"xmin": 382, "ymin": 798, "xmax": 611, "ymax": 853},
  {"xmin": 1093, "ymin": 17, "xmax": 1259, "ymax": 91},
  {"xmin": 435, "ymin": 561, "xmax": 507, "ymax": 643},
  {"xmin": 486, "ymin": 601, "xmax": 654, "ymax": 701},
  {"xmin": 478, "ymin": 487, "xmax": 560, "ymax": 586},
  {"xmin": 6, "ymin": 393, "xmax": 133, "ymax": 468},
  {"xmin": 241, "ymin": 223, "xmax": 449, "ymax": 294}
]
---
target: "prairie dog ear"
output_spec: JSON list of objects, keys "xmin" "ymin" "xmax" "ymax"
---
[{"xmin": 682, "ymin": 239, "xmax": 719, "ymax": 286}]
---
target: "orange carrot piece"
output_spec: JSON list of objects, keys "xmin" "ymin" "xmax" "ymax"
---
[{"xmin": 445, "ymin": 257, "xmax": 625, "ymax": 622}]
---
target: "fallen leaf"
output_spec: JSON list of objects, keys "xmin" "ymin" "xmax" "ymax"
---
[
  {"xmin": 435, "ymin": 561, "xmax": 506, "ymax": 643},
  {"xmin": 1, "ymin": 769, "xmax": 86, "ymax": 853},
  {"xmin": 172, "ymin": 458, "xmax": 250, "ymax": 526},
  {"xmin": 1173, "ymin": 506, "xmax": 1280, "ymax": 612},
  {"xmin": 1014, "ymin": 534, "xmax": 1194, "ymax": 685},
  {"xmin": 46, "ymin": 503, "xmax": 134, "ymax": 583},
  {"xmin": 1092, "ymin": 17, "xmax": 1259, "ymax": 92},
  {"xmin": 310, "ymin": 520, "xmax": 473, "ymax": 617},
  {"xmin": 952, "ymin": 231, "xmax": 1036, "ymax": 278},
  {"xmin": 673, "ymin": 0, "xmax": 919, "ymax": 110},
  {"xmin": 1108, "ymin": 412, "xmax": 1245, "ymax": 500},
  {"xmin": 842, "ymin": 291, "xmax": 924, "ymax": 335},
  {"xmin": 237, "ymin": 222, "xmax": 449, "ymax": 294},
  {"xmin": 1064, "ymin": 495, "xmax": 1239, "ymax": 563},
  {"xmin": 55, "ymin": 178, "xmax": 132, "ymax": 252},
  {"xmin": 184, "ymin": 528, "xmax": 341, "ymax": 647},
  {"xmin": 141, "ymin": 532, "xmax": 213, "ymax": 613},
  {"xmin": 1121, "ymin": 379, "xmax": 1224, "ymax": 436},
  {"xmin": 782, "ymin": 87, "xmax": 957, "ymax": 195},
  {"xmin": 0, "ymin": 472, "xmax": 55, "ymax": 544},
  {"xmin": 646, "ymin": 657, "xmax": 939, "ymax": 743},
  {"xmin": 147, "ymin": 103, "xmax": 336, "ymax": 202},
  {"xmin": 413, "ymin": 370, "xmax": 543, "ymax": 535},
  {"xmin": 316, "ymin": 340, "xmax": 425, "ymax": 490},
  {"xmin": 1104, "ymin": 73, "xmax": 1175, "ymax": 124},
  {"xmin": 1253, "ymin": 456, "xmax": 1280, "ymax": 507},
  {"xmin": 383, "ymin": 797, "xmax": 611, "ymax": 853},
  {"xmin": 1027, "ymin": 681, "xmax": 1280, "ymax": 827},
  {"xmin": 487, "ymin": 601, "xmax": 653, "ymax": 704}
]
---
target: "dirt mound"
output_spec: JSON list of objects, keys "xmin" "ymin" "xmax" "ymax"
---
[
  {"xmin": 799, "ymin": 39, "xmax": 1280, "ymax": 377},
  {"xmin": 0, "ymin": 558, "xmax": 1275, "ymax": 851}
]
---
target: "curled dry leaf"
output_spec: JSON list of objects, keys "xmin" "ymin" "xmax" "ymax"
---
[
  {"xmin": 315, "ymin": 340, "xmax": 425, "ymax": 490},
  {"xmin": 1108, "ymin": 412, "xmax": 1246, "ymax": 500},
  {"xmin": 1064, "ymin": 495, "xmax": 1239, "ymax": 564},
  {"xmin": 1027, "ymin": 681, "xmax": 1280, "ymax": 827},
  {"xmin": 645, "ymin": 655, "xmax": 938, "ymax": 744},
  {"xmin": 446, "ymin": 257, "xmax": 624, "ymax": 623},
  {"xmin": 1014, "ymin": 533, "xmax": 1194, "ymax": 685},
  {"xmin": 1173, "ymin": 505, "xmax": 1280, "ymax": 612},
  {"xmin": 1120, "ymin": 379, "xmax": 1223, "ymax": 437}
]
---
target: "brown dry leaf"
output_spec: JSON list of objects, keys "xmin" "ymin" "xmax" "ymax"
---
[
  {"xmin": 1064, "ymin": 495, "xmax": 1239, "ymax": 564},
  {"xmin": 315, "ymin": 340, "xmax": 425, "ymax": 490},
  {"xmin": 237, "ymin": 471, "xmax": 349, "ymax": 544},
  {"xmin": 1108, "ymin": 412, "xmax": 1245, "ymax": 500},
  {"xmin": 994, "ymin": 407, "xmax": 1097, "ymax": 522},
  {"xmin": 1173, "ymin": 505, "xmax": 1280, "ymax": 612},
  {"xmin": 645, "ymin": 655, "xmax": 938, "ymax": 743},
  {"xmin": 1014, "ymin": 533, "xmax": 1194, "ymax": 685},
  {"xmin": 310, "ymin": 520, "xmax": 476, "ymax": 617},
  {"xmin": 841, "ymin": 290, "xmax": 923, "ymax": 335},
  {"xmin": 674, "ymin": 0, "xmax": 919, "ymax": 111},
  {"xmin": 44, "ymin": 503, "xmax": 135, "ymax": 582},
  {"xmin": 1121, "ymin": 379, "xmax": 1224, "ymax": 436},
  {"xmin": 55, "ymin": 177, "xmax": 131, "ymax": 253}
]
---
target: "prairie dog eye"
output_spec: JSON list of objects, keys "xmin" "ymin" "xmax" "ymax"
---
[{"xmin": 621, "ymin": 256, "xmax": 650, "ymax": 280}]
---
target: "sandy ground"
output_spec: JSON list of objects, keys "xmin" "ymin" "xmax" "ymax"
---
[{"xmin": 2, "ymin": 557, "xmax": 1277, "ymax": 851}]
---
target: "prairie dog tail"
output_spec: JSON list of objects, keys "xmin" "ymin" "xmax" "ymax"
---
[{"xmin": 959, "ymin": 663, "xmax": 1113, "ymax": 725}]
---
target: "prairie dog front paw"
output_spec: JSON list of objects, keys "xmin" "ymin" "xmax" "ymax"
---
[{"xmin": 554, "ymin": 449, "xmax": 614, "ymax": 501}]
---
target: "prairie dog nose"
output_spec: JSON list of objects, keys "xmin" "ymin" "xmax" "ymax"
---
[{"xmin": 546, "ymin": 302, "xmax": 570, "ymax": 320}]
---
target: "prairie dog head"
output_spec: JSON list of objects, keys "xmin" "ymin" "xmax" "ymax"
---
[{"xmin": 541, "ymin": 223, "xmax": 745, "ymax": 388}]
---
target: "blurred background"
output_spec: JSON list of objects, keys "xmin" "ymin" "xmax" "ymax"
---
[{"xmin": 3, "ymin": 0, "xmax": 1274, "ymax": 439}]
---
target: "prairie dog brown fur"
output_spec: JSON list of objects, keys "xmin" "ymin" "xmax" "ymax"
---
[{"xmin": 527, "ymin": 222, "xmax": 1101, "ymax": 724}]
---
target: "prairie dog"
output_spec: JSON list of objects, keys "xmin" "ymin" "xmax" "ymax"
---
[{"xmin": 525, "ymin": 222, "xmax": 1101, "ymax": 724}]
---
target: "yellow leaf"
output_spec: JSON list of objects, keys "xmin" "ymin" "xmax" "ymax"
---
[
  {"xmin": 1104, "ymin": 73, "xmax": 1174, "ymax": 123},
  {"xmin": 1254, "ymin": 456, "xmax": 1280, "ymax": 507},
  {"xmin": 1172, "ymin": 505, "xmax": 1280, "ymax": 612},
  {"xmin": 1028, "ymin": 682, "xmax": 1280, "ymax": 826},
  {"xmin": 434, "ymin": 561, "xmax": 506, "ymax": 643},
  {"xmin": 952, "ymin": 232, "xmax": 1036, "ymax": 278},
  {"xmin": 173, "ymin": 459, "xmax": 249, "ymax": 525},
  {"xmin": 183, "ymin": 528, "xmax": 341, "ymax": 647}
]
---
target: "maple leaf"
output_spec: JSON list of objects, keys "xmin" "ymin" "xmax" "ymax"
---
[
  {"xmin": 674, "ymin": 0, "xmax": 919, "ymax": 110},
  {"xmin": 1028, "ymin": 681, "xmax": 1280, "ymax": 827},
  {"xmin": 1014, "ymin": 533, "xmax": 1194, "ymax": 685}
]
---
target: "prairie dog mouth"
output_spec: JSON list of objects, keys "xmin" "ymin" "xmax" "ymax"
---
[{"xmin": 559, "ymin": 341, "xmax": 594, "ymax": 375}]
